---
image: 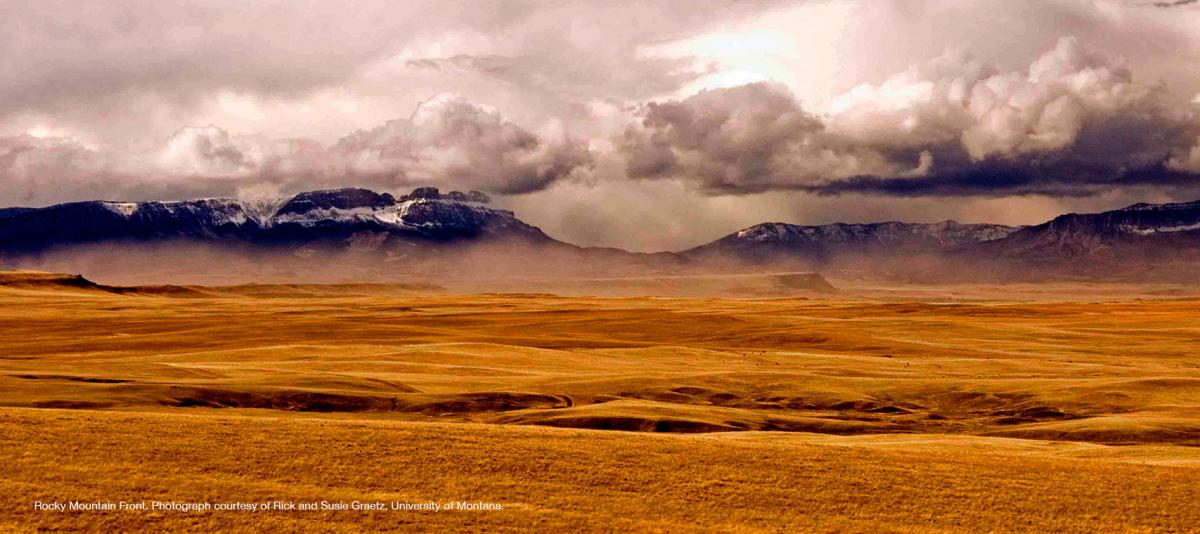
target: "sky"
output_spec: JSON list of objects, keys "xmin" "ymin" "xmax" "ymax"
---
[{"xmin": 4, "ymin": 0, "xmax": 1200, "ymax": 251}]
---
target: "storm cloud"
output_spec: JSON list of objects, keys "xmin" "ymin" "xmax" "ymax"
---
[{"xmin": 619, "ymin": 38, "xmax": 1200, "ymax": 197}]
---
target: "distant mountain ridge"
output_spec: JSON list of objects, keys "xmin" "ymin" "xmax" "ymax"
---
[
  {"xmin": 975, "ymin": 199, "xmax": 1200, "ymax": 269},
  {"xmin": 4, "ymin": 188, "xmax": 1200, "ymax": 281},
  {"xmin": 683, "ymin": 220, "xmax": 1019, "ymax": 261},
  {"xmin": 0, "ymin": 187, "xmax": 549, "ymax": 253},
  {"xmin": 685, "ymin": 198, "xmax": 1200, "ymax": 280}
]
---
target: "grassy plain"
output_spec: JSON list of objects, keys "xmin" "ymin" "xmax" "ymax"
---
[{"xmin": 2, "ymin": 271, "xmax": 1199, "ymax": 531}]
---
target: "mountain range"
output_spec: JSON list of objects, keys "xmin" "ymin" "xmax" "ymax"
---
[
  {"xmin": 0, "ymin": 187, "xmax": 546, "ymax": 251},
  {"xmin": 3, "ymin": 187, "xmax": 1200, "ymax": 282}
]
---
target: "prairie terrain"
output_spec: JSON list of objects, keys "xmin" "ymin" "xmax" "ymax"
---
[{"xmin": 2, "ymin": 270, "xmax": 1200, "ymax": 531}]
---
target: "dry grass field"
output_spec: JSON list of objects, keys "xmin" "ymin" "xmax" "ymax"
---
[{"xmin": 2, "ymin": 270, "xmax": 1200, "ymax": 531}]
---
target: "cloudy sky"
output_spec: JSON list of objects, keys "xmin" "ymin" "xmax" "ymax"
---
[{"xmin": 4, "ymin": 0, "xmax": 1200, "ymax": 250}]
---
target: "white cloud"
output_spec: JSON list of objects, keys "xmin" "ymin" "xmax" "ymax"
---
[{"xmin": 331, "ymin": 94, "xmax": 592, "ymax": 194}]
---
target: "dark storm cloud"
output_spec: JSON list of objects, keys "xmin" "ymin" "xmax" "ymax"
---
[
  {"xmin": 803, "ymin": 161, "xmax": 1200, "ymax": 198},
  {"xmin": 1151, "ymin": 0, "xmax": 1198, "ymax": 8},
  {"xmin": 618, "ymin": 82, "xmax": 903, "ymax": 195},
  {"xmin": 619, "ymin": 38, "xmax": 1200, "ymax": 197}
]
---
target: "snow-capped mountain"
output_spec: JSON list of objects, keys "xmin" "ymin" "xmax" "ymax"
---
[
  {"xmin": 973, "ymin": 199, "xmax": 1200, "ymax": 267},
  {"xmin": 680, "ymin": 199, "xmax": 1200, "ymax": 280},
  {"xmin": 684, "ymin": 220, "xmax": 1019, "ymax": 262},
  {"xmin": 5, "ymin": 189, "xmax": 1200, "ymax": 282},
  {"xmin": 988, "ymin": 199, "xmax": 1200, "ymax": 250},
  {"xmin": 0, "ymin": 187, "xmax": 550, "ymax": 252}
]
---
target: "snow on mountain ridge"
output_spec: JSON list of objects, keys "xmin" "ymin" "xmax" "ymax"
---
[
  {"xmin": 1126, "ymin": 222, "xmax": 1200, "ymax": 235},
  {"xmin": 93, "ymin": 188, "xmax": 504, "ymax": 230},
  {"xmin": 1119, "ymin": 200, "xmax": 1200, "ymax": 212},
  {"xmin": 101, "ymin": 202, "xmax": 139, "ymax": 217}
]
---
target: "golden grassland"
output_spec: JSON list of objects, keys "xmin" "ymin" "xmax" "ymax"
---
[
  {"xmin": 2, "ymin": 271, "xmax": 1200, "ymax": 531},
  {"xmin": 5, "ymin": 409, "xmax": 1200, "ymax": 532}
]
